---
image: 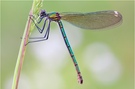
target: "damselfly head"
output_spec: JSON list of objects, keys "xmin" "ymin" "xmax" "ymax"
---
[{"xmin": 40, "ymin": 10, "xmax": 47, "ymax": 18}]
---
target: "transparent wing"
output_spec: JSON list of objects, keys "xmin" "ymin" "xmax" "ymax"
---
[{"xmin": 60, "ymin": 10, "xmax": 122, "ymax": 29}]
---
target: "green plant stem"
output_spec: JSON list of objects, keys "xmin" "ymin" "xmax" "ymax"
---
[
  {"xmin": 12, "ymin": 0, "xmax": 43, "ymax": 89},
  {"xmin": 12, "ymin": 10, "xmax": 32, "ymax": 89}
]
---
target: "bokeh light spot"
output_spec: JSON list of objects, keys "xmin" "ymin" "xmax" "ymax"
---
[{"xmin": 83, "ymin": 42, "xmax": 123, "ymax": 85}]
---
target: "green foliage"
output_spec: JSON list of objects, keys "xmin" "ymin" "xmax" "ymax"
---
[{"xmin": 30, "ymin": 0, "xmax": 43, "ymax": 32}]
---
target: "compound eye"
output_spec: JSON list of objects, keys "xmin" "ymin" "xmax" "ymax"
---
[{"xmin": 40, "ymin": 10, "xmax": 46, "ymax": 17}]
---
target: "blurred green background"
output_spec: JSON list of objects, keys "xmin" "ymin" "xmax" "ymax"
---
[{"xmin": 1, "ymin": 0, "xmax": 134, "ymax": 89}]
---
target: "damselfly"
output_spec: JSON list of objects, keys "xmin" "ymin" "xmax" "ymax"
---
[{"xmin": 29, "ymin": 10, "xmax": 122, "ymax": 84}]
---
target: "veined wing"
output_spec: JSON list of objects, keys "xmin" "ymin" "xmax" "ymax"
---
[{"xmin": 60, "ymin": 10, "xmax": 122, "ymax": 29}]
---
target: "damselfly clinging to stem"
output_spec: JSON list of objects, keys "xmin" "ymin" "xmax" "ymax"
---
[{"xmin": 29, "ymin": 10, "xmax": 122, "ymax": 84}]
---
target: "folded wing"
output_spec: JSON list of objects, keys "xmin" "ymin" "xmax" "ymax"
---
[{"xmin": 60, "ymin": 10, "xmax": 122, "ymax": 29}]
